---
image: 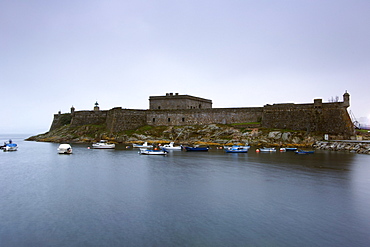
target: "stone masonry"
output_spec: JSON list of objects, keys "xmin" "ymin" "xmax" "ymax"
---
[{"xmin": 49, "ymin": 92, "xmax": 354, "ymax": 136}]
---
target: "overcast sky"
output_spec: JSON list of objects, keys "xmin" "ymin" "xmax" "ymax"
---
[{"xmin": 1, "ymin": 0, "xmax": 369, "ymax": 134}]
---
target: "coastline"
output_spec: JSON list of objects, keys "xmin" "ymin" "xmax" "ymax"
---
[{"xmin": 25, "ymin": 123, "xmax": 370, "ymax": 154}]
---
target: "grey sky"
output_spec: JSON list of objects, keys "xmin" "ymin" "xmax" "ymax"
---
[{"xmin": 1, "ymin": 0, "xmax": 369, "ymax": 134}]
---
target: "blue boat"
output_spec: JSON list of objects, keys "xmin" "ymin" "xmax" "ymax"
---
[
  {"xmin": 1, "ymin": 140, "xmax": 18, "ymax": 152},
  {"xmin": 182, "ymin": 146, "xmax": 209, "ymax": 152},
  {"xmin": 225, "ymin": 145, "xmax": 250, "ymax": 153},
  {"xmin": 295, "ymin": 150, "xmax": 314, "ymax": 154},
  {"xmin": 280, "ymin": 147, "xmax": 298, "ymax": 152}
]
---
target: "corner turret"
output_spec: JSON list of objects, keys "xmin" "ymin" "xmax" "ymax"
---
[{"xmin": 343, "ymin": 91, "xmax": 350, "ymax": 108}]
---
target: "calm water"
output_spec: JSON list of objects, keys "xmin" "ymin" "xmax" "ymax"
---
[{"xmin": 1, "ymin": 135, "xmax": 370, "ymax": 247}]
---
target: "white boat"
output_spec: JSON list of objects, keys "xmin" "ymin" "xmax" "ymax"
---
[
  {"xmin": 224, "ymin": 143, "xmax": 250, "ymax": 149},
  {"xmin": 225, "ymin": 145, "xmax": 250, "ymax": 153},
  {"xmin": 133, "ymin": 142, "xmax": 153, "ymax": 148},
  {"xmin": 160, "ymin": 142, "xmax": 181, "ymax": 150},
  {"xmin": 2, "ymin": 142, "xmax": 18, "ymax": 151},
  {"xmin": 92, "ymin": 140, "xmax": 115, "ymax": 149},
  {"xmin": 256, "ymin": 147, "xmax": 276, "ymax": 152},
  {"xmin": 139, "ymin": 148, "xmax": 168, "ymax": 155},
  {"xmin": 58, "ymin": 144, "xmax": 72, "ymax": 154}
]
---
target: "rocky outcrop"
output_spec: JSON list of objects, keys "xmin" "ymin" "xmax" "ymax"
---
[
  {"xmin": 314, "ymin": 141, "xmax": 370, "ymax": 154},
  {"xmin": 26, "ymin": 123, "xmax": 322, "ymax": 147}
]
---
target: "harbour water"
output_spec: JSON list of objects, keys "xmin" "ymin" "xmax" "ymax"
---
[{"xmin": 1, "ymin": 135, "xmax": 370, "ymax": 246}]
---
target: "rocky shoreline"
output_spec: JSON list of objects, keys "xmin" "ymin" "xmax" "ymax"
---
[
  {"xmin": 26, "ymin": 123, "xmax": 370, "ymax": 154},
  {"xmin": 314, "ymin": 141, "xmax": 370, "ymax": 155}
]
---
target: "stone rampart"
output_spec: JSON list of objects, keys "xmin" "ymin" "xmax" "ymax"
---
[
  {"xmin": 262, "ymin": 102, "xmax": 353, "ymax": 136},
  {"xmin": 106, "ymin": 108, "xmax": 147, "ymax": 132},
  {"xmin": 70, "ymin": 110, "xmax": 107, "ymax": 127},
  {"xmin": 50, "ymin": 113, "xmax": 72, "ymax": 131},
  {"xmin": 146, "ymin": 107, "xmax": 263, "ymax": 126}
]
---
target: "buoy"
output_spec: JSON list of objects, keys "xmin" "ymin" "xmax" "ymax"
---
[
  {"xmin": 87, "ymin": 147, "xmax": 90, "ymax": 149},
  {"xmin": 256, "ymin": 149, "xmax": 260, "ymax": 153}
]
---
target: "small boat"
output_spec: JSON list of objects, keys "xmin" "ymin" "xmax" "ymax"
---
[
  {"xmin": 58, "ymin": 144, "xmax": 72, "ymax": 154},
  {"xmin": 295, "ymin": 150, "xmax": 315, "ymax": 154},
  {"xmin": 2, "ymin": 141, "xmax": 18, "ymax": 152},
  {"xmin": 160, "ymin": 142, "xmax": 182, "ymax": 150},
  {"xmin": 280, "ymin": 147, "xmax": 298, "ymax": 152},
  {"xmin": 225, "ymin": 145, "xmax": 250, "ymax": 153},
  {"xmin": 182, "ymin": 146, "xmax": 209, "ymax": 152},
  {"xmin": 92, "ymin": 140, "xmax": 115, "ymax": 149},
  {"xmin": 139, "ymin": 148, "xmax": 168, "ymax": 155},
  {"xmin": 256, "ymin": 147, "xmax": 276, "ymax": 152},
  {"xmin": 133, "ymin": 142, "xmax": 153, "ymax": 148}
]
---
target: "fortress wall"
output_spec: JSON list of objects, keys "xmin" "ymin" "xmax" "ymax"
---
[
  {"xmin": 262, "ymin": 103, "xmax": 354, "ymax": 135},
  {"xmin": 319, "ymin": 107, "xmax": 354, "ymax": 135},
  {"xmin": 146, "ymin": 107, "xmax": 263, "ymax": 126},
  {"xmin": 50, "ymin": 113, "xmax": 72, "ymax": 131},
  {"xmin": 49, "ymin": 93, "xmax": 354, "ymax": 137},
  {"xmin": 106, "ymin": 108, "xmax": 147, "ymax": 132},
  {"xmin": 70, "ymin": 110, "xmax": 108, "ymax": 127}
]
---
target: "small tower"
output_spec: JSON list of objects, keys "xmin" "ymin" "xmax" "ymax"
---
[
  {"xmin": 71, "ymin": 105, "xmax": 75, "ymax": 114},
  {"xmin": 343, "ymin": 91, "xmax": 350, "ymax": 108},
  {"xmin": 94, "ymin": 101, "xmax": 100, "ymax": 111}
]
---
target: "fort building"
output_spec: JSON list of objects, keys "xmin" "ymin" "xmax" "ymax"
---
[
  {"xmin": 149, "ymin": 93, "xmax": 212, "ymax": 110},
  {"xmin": 50, "ymin": 92, "xmax": 354, "ymax": 137}
]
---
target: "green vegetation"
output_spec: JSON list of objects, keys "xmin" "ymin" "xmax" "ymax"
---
[
  {"xmin": 356, "ymin": 129, "xmax": 370, "ymax": 133},
  {"xmin": 59, "ymin": 114, "xmax": 72, "ymax": 126}
]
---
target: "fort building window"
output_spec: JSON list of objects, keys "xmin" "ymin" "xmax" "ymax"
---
[
  {"xmin": 153, "ymin": 118, "xmax": 155, "ymax": 122},
  {"xmin": 182, "ymin": 118, "xmax": 185, "ymax": 122},
  {"xmin": 158, "ymin": 106, "xmax": 161, "ymax": 109},
  {"xmin": 168, "ymin": 118, "xmax": 171, "ymax": 122},
  {"xmin": 199, "ymin": 104, "xmax": 202, "ymax": 109}
]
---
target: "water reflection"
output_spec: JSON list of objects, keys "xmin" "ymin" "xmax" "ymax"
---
[{"xmin": 1, "ymin": 138, "xmax": 370, "ymax": 246}]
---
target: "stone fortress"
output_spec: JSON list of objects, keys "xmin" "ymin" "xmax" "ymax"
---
[{"xmin": 50, "ymin": 92, "xmax": 354, "ymax": 136}]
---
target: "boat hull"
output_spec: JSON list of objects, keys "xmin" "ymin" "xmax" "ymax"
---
[
  {"xmin": 183, "ymin": 147, "xmax": 209, "ymax": 152},
  {"xmin": 226, "ymin": 149, "xmax": 248, "ymax": 153},
  {"xmin": 160, "ymin": 142, "xmax": 181, "ymax": 150},
  {"xmin": 295, "ymin": 150, "xmax": 314, "ymax": 154},
  {"xmin": 139, "ymin": 148, "xmax": 167, "ymax": 155},
  {"xmin": 225, "ymin": 145, "xmax": 249, "ymax": 153},
  {"xmin": 257, "ymin": 148, "xmax": 276, "ymax": 152},
  {"xmin": 57, "ymin": 144, "xmax": 72, "ymax": 154},
  {"xmin": 92, "ymin": 144, "xmax": 115, "ymax": 149},
  {"xmin": 2, "ymin": 143, "xmax": 18, "ymax": 152}
]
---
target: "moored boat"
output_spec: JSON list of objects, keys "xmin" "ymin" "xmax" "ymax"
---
[
  {"xmin": 256, "ymin": 147, "xmax": 276, "ymax": 152},
  {"xmin": 1, "ymin": 140, "xmax": 18, "ymax": 152},
  {"xmin": 280, "ymin": 147, "xmax": 298, "ymax": 152},
  {"xmin": 295, "ymin": 150, "xmax": 315, "ymax": 154},
  {"xmin": 2, "ymin": 143, "xmax": 18, "ymax": 152},
  {"xmin": 133, "ymin": 142, "xmax": 153, "ymax": 148},
  {"xmin": 58, "ymin": 144, "xmax": 73, "ymax": 154},
  {"xmin": 225, "ymin": 145, "xmax": 250, "ymax": 153},
  {"xmin": 139, "ymin": 148, "xmax": 168, "ymax": 155},
  {"xmin": 160, "ymin": 142, "xmax": 181, "ymax": 150},
  {"xmin": 182, "ymin": 146, "xmax": 209, "ymax": 152},
  {"xmin": 92, "ymin": 140, "xmax": 115, "ymax": 149}
]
